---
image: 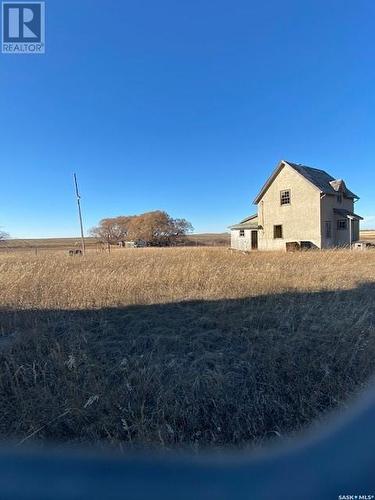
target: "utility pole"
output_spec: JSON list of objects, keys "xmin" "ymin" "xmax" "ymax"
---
[{"xmin": 73, "ymin": 173, "xmax": 86, "ymax": 256}]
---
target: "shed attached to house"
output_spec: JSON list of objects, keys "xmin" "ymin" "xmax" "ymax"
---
[{"xmin": 229, "ymin": 214, "xmax": 259, "ymax": 251}]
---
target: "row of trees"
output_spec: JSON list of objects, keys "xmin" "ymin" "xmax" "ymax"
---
[{"xmin": 90, "ymin": 211, "xmax": 193, "ymax": 247}]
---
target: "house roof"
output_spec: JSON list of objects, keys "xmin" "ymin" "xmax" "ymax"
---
[
  {"xmin": 239, "ymin": 214, "xmax": 258, "ymax": 224},
  {"xmin": 229, "ymin": 214, "xmax": 258, "ymax": 230},
  {"xmin": 333, "ymin": 209, "xmax": 363, "ymax": 220},
  {"xmin": 253, "ymin": 160, "xmax": 359, "ymax": 204},
  {"xmin": 330, "ymin": 179, "xmax": 347, "ymax": 192}
]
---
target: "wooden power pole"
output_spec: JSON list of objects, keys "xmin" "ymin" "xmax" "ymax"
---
[{"xmin": 73, "ymin": 173, "xmax": 86, "ymax": 256}]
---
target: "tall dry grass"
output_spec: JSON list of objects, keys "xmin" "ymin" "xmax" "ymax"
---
[
  {"xmin": 1, "ymin": 247, "xmax": 375, "ymax": 308},
  {"xmin": 0, "ymin": 247, "xmax": 375, "ymax": 450}
]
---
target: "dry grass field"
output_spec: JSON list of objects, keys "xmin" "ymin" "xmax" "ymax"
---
[
  {"xmin": 0, "ymin": 247, "xmax": 375, "ymax": 451},
  {"xmin": 0, "ymin": 232, "xmax": 230, "ymax": 255},
  {"xmin": 361, "ymin": 230, "xmax": 375, "ymax": 241}
]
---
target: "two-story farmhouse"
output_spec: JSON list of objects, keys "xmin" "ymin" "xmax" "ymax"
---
[{"xmin": 230, "ymin": 160, "xmax": 363, "ymax": 251}]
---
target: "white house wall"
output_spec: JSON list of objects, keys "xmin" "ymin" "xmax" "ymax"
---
[{"xmin": 231, "ymin": 229, "xmax": 253, "ymax": 251}]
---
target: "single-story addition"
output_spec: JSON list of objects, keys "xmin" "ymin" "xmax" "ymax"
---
[
  {"xmin": 230, "ymin": 160, "xmax": 363, "ymax": 251},
  {"xmin": 229, "ymin": 214, "xmax": 259, "ymax": 251}
]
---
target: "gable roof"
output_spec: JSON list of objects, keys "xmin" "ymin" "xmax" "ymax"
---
[
  {"xmin": 239, "ymin": 214, "xmax": 257, "ymax": 224},
  {"xmin": 330, "ymin": 179, "xmax": 347, "ymax": 192},
  {"xmin": 229, "ymin": 214, "xmax": 258, "ymax": 230},
  {"xmin": 253, "ymin": 160, "xmax": 359, "ymax": 204}
]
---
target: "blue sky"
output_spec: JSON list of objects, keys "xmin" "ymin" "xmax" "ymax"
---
[{"xmin": 1, "ymin": 0, "xmax": 374, "ymax": 238}]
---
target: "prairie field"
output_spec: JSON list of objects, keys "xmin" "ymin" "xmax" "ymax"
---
[
  {"xmin": 0, "ymin": 247, "xmax": 375, "ymax": 450},
  {"xmin": 0, "ymin": 232, "xmax": 230, "ymax": 254}
]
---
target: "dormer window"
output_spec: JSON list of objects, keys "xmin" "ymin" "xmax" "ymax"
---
[
  {"xmin": 337, "ymin": 194, "xmax": 343, "ymax": 204},
  {"xmin": 280, "ymin": 190, "xmax": 291, "ymax": 206}
]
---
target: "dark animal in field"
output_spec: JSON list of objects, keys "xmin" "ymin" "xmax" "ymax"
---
[{"xmin": 68, "ymin": 249, "xmax": 83, "ymax": 256}]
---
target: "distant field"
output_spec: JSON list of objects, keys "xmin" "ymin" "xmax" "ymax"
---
[
  {"xmin": 2, "ymin": 230, "xmax": 372, "ymax": 253},
  {"xmin": 0, "ymin": 247, "xmax": 374, "ymax": 450},
  {"xmin": 361, "ymin": 230, "xmax": 375, "ymax": 240},
  {"xmin": 184, "ymin": 232, "xmax": 230, "ymax": 246},
  {"xmin": 0, "ymin": 233, "xmax": 230, "ymax": 254},
  {"xmin": 0, "ymin": 237, "xmax": 98, "ymax": 252}
]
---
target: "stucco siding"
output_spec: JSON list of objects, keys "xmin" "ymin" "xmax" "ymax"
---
[
  {"xmin": 231, "ymin": 229, "xmax": 253, "ymax": 251},
  {"xmin": 320, "ymin": 195, "xmax": 358, "ymax": 247},
  {"xmin": 231, "ymin": 160, "xmax": 361, "ymax": 252},
  {"xmin": 257, "ymin": 164, "xmax": 322, "ymax": 250}
]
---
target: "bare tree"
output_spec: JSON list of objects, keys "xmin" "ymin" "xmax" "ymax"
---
[
  {"xmin": 90, "ymin": 216, "xmax": 134, "ymax": 250},
  {"xmin": 0, "ymin": 230, "xmax": 9, "ymax": 242},
  {"xmin": 91, "ymin": 211, "xmax": 193, "ymax": 248},
  {"xmin": 121, "ymin": 211, "xmax": 193, "ymax": 246}
]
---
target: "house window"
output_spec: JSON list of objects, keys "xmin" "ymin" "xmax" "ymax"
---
[
  {"xmin": 325, "ymin": 221, "xmax": 332, "ymax": 238},
  {"xmin": 337, "ymin": 194, "xmax": 343, "ymax": 204},
  {"xmin": 239, "ymin": 229, "xmax": 245, "ymax": 237},
  {"xmin": 337, "ymin": 219, "xmax": 347, "ymax": 230},
  {"xmin": 274, "ymin": 225, "xmax": 283, "ymax": 239},
  {"xmin": 280, "ymin": 190, "xmax": 291, "ymax": 206}
]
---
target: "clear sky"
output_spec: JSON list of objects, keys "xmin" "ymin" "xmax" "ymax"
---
[{"xmin": 1, "ymin": 0, "xmax": 374, "ymax": 238}]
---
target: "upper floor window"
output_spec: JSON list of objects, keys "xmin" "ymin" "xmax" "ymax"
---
[
  {"xmin": 239, "ymin": 229, "xmax": 245, "ymax": 237},
  {"xmin": 337, "ymin": 194, "xmax": 343, "ymax": 204},
  {"xmin": 337, "ymin": 219, "xmax": 347, "ymax": 230},
  {"xmin": 280, "ymin": 190, "xmax": 291, "ymax": 206},
  {"xmin": 274, "ymin": 225, "xmax": 283, "ymax": 239}
]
